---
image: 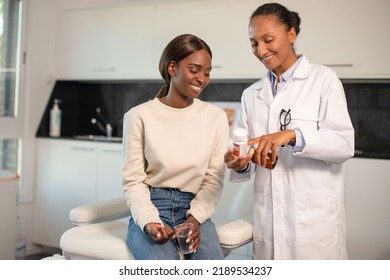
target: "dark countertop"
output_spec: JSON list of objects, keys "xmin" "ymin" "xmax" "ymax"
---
[{"xmin": 37, "ymin": 135, "xmax": 122, "ymax": 143}]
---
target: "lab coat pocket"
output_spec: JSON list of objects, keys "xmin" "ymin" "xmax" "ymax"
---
[
  {"xmin": 295, "ymin": 190, "xmax": 339, "ymax": 242},
  {"xmin": 253, "ymin": 192, "xmax": 266, "ymax": 242},
  {"xmin": 289, "ymin": 110, "xmax": 318, "ymax": 131}
]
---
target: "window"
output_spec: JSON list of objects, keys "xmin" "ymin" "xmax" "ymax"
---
[
  {"xmin": 0, "ymin": 138, "xmax": 19, "ymax": 171},
  {"xmin": 0, "ymin": 0, "xmax": 21, "ymax": 117},
  {"xmin": 0, "ymin": 0, "xmax": 23, "ymax": 175}
]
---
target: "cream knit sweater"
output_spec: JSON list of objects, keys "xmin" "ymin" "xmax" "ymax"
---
[{"xmin": 122, "ymin": 98, "xmax": 230, "ymax": 230}]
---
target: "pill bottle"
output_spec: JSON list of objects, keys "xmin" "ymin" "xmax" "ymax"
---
[
  {"xmin": 232, "ymin": 128, "xmax": 248, "ymax": 157},
  {"xmin": 265, "ymin": 152, "xmax": 278, "ymax": 170}
]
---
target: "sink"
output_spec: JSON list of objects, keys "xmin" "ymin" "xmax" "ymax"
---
[{"xmin": 73, "ymin": 135, "xmax": 122, "ymax": 142}]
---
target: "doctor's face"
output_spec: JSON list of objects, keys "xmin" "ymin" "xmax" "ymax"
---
[{"xmin": 249, "ymin": 15, "xmax": 297, "ymax": 77}]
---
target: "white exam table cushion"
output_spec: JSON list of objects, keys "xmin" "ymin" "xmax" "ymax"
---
[
  {"xmin": 60, "ymin": 221, "xmax": 133, "ymax": 260},
  {"xmin": 217, "ymin": 215, "xmax": 253, "ymax": 248},
  {"xmin": 69, "ymin": 198, "xmax": 130, "ymax": 225}
]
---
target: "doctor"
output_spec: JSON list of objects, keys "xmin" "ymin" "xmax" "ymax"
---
[{"xmin": 224, "ymin": 3, "xmax": 355, "ymax": 259}]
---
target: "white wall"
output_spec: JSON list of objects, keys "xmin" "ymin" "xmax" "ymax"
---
[
  {"xmin": 20, "ymin": 0, "xmax": 57, "ymax": 255},
  {"xmin": 346, "ymin": 158, "xmax": 390, "ymax": 260}
]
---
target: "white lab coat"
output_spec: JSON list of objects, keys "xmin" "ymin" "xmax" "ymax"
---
[{"xmin": 231, "ymin": 56, "xmax": 355, "ymax": 259}]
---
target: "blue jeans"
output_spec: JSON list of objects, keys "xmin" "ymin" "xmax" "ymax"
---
[{"xmin": 127, "ymin": 187, "xmax": 224, "ymax": 260}]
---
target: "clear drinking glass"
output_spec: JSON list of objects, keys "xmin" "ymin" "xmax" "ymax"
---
[{"xmin": 174, "ymin": 223, "xmax": 194, "ymax": 254}]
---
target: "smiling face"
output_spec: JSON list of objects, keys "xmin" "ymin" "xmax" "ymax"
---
[
  {"xmin": 168, "ymin": 49, "xmax": 212, "ymax": 105},
  {"xmin": 249, "ymin": 15, "xmax": 297, "ymax": 77}
]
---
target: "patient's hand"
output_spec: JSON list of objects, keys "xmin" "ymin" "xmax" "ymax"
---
[
  {"xmin": 144, "ymin": 223, "xmax": 174, "ymax": 244},
  {"xmin": 183, "ymin": 215, "xmax": 201, "ymax": 253}
]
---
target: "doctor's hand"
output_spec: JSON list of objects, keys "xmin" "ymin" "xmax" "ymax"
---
[
  {"xmin": 224, "ymin": 148, "xmax": 254, "ymax": 172},
  {"xmin": 248, "ymin": 129, "xmax": 296, "ymax": 167},
  {"xmin": 144, "ymin": 223, "xmax": 174, "ymax": 244}
]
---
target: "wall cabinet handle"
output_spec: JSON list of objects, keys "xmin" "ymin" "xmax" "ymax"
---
[
  {"xmin": 71, "ymin": 147, "xmax": 95, "ymax": 151},
  {"xmin": 92, "ymin": 67, "xmax": 116, "ymax": 72},
  {"xmin": 324, "ymin": 63, "xmax": 353, "ymax": 67},
  {"xmin": 101, "ymin": 149, "xmax": 121, "ymax": 154}
]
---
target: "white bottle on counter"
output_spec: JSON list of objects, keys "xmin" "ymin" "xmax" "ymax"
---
[
  {"xmin": 50, "ymin": 99, "xmax": 62, "ymax": 137},
  {"xmin": 232, "ymin": 128, "xmax": 248, "ymax": 157}
]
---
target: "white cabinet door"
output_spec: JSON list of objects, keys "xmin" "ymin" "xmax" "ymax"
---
[
  {"xmin": 57, "ymin": 5, "xmax": 157, "ymax": 80},
  {"xmin": 345, "ymin": 158, "xmax": 390, "ymax": 259},
  {"xmin": 96, "ymin": 142, "xmax": 123, "ymax": 201},
  {"xmin": 152, "ymin": 0, "xmax": 265, "ymax": 80},
  {"xmin": 56, "ymin": 0, "xmax": 266, "ymax": 80},
  {"xmin": 33, "ymin": 139, "xmax": 98, "ymax": 247},
  {"xmin": 152, "ymin": 0, "xmax": 390, "ymax": 79},
  {"xmin": 286, "ymin": 0, "xmax": 390, "ymax": 78},
  {"xmin": 56, "ymin": 0, "xmax": 390, "ymax": 80},
  {"xmin": 165, "ymin": 0, "xmax": 390, "ymax": 79}
]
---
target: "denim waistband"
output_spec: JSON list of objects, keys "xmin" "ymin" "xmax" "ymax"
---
[{"xmin": 148, "ymin": 186, "xmax": 195, "ymax": 198}]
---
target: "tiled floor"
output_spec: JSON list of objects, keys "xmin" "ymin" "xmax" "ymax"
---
[
  {"xmin": 23, "ymin": 253, "xmax": 52, "ymax": 260},
  {"xmin": 18, "ymin": 245, "xmax": 252, "ymax": 260},
  {"xmin": 17, "ymin": 246, "xmax": 62, "ymax": 260}
]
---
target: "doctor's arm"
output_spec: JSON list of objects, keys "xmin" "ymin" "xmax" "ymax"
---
[
  {"xmin": 248, "ymin": 129, "xmax": 296, "ymax": 167},
  {"xmin": 294, "ymin": 74, "xmax": 355, "ymax": 163}
]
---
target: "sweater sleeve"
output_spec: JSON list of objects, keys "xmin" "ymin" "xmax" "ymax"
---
[
  {"xmin": 187, "ymin": 110, "xmax": 230, "ymax": 223},
  {"xmin": 122, "ymin": 111, "xmax": 163, "ymax": 231}
]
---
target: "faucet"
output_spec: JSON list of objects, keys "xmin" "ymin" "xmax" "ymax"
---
[{"xmin": 91, "ymin": 108, "xmax": 112, "ymax": 137}]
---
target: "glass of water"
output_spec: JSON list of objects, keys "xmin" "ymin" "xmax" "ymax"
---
[{"xmin": 174, "ymin": 223, "xmax": 194, "ymax": 254}]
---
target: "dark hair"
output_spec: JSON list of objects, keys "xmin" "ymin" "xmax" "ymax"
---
[
  {"xmin": 156, "ymin": 34, "xmax": 212, "ymax": 98},
  {"xmin": 250, "ymin": 3, "xmax": 301, "ymax": 36}
]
